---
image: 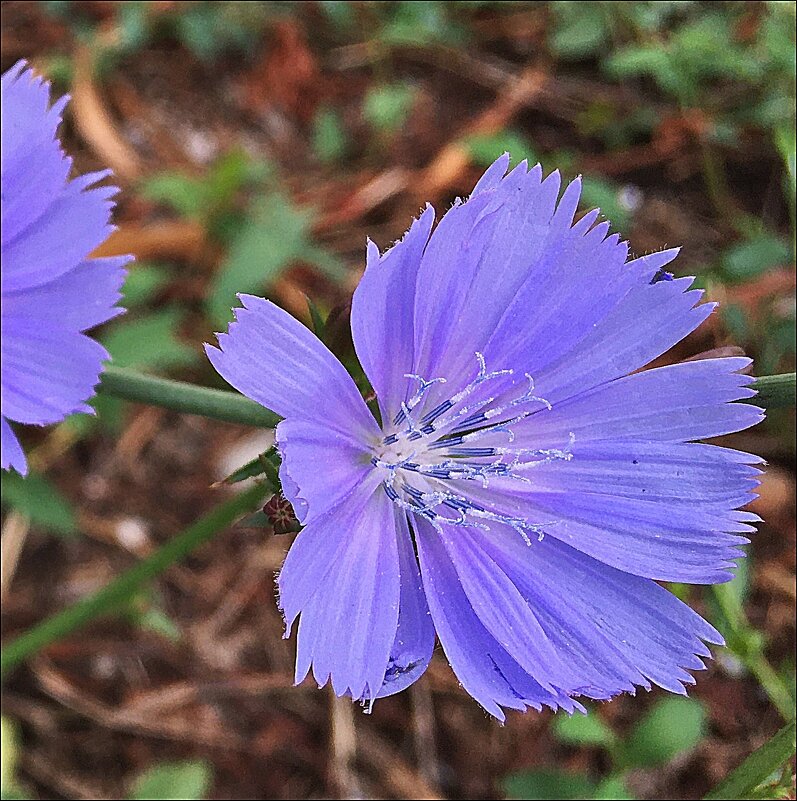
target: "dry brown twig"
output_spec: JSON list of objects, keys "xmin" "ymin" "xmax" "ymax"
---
[
  {"xmin": 72, "ymin": 43, "xmax": 145, "ymax": 183},
  {"xmin": 330, "ymin": 690, "xmax": 362, "ymax": 800},
  {"xmin": 23, "ymin": 751, "xmax": 112, "ymax": 801},
  {"xmin": 416, "ymin": 64, "xmax": 548, "ymax": 200},
  {"xmin": 91, "ymin": 220, "xmax": 207, "ymax": 262},
  {"xmin": 1, "ymin": 426, "xmax": 82, "ymax": 601},
  {"xmin": 357, "ymin": 727, "xmax": 445, "ymax": 800},
  {"xmin": 33, "ymin": 657, "xmax": 296, "ymax": 751},
  {"xmin": 412, "ymin": 679, "xmax": 442, "ymax": 792}
]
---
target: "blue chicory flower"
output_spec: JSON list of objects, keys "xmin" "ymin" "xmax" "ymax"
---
[
  {"xmin": 1, "ymin": 61, "xmax": 129, "ymax": 475},
  {"xmin": 207, "ymin": 155, "xmax": 763, "ymax": 719}
]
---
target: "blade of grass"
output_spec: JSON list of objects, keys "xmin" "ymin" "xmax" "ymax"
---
[
  {"xmin": 0, "ymin": 482, "xmax": 270, "ymax": 678},
  {"xmin": 704, "ymin": 720, "xmax": 796, "ymax": 800}
]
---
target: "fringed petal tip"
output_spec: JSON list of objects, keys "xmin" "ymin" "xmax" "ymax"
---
[{"xmin": 0, "ymin": 417, "xmax": 28, "ymax": 476}]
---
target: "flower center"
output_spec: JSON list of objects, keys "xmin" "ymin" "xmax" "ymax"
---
[{"xmin": 371, "ymin": 353, "xmax": 573, "ymax": 544}]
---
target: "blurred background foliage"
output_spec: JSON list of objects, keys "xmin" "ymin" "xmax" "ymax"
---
[{"xmin": 1, "ymin": 1, "xmax": 795, "ymax": 799}]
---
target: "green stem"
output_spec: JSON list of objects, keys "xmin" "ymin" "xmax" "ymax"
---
[
  {"xmin": 0, "ymin": 482, "xmax": 270, "ymax": 679},
  {"xmin": 712, "ymin": 583, "xmax": 795, "ymax": 722},
  {"xmin": 704, "ymin": 719, "xmax": 796, "ymax": 800},
  {"xmin": 100, "ymin": 367, "xmax": 793, "ymax": 427},
  {"xmin": 98, "ymin": 365, "xmax": 281, "ymax": 428},
  {"xmin": 746, "ymin": 653, "xmax": 796, "ymax": 724},
  {"xmin": 751, "ymin": 373, "xmax": 796, "ymax": 410}
]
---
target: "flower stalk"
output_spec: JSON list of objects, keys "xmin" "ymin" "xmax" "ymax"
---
[
  {"xmin": 98, "ymin": 366, "xmax": 796, "ymax": 428},
  {"xmin": 98, "ymin": 365, "xmax": 281, "ymax": 428}
]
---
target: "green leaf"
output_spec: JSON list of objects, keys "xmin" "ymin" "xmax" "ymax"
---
[
  {"xmin": 205, "ymin": 149, "xmax": 270, "ymax": 228},
  {"xmin": 208, "ymin": 194, "xmax": 343, "ymax": 326},
  {"xmin": 223, "ymin": 457, "xmax": 268, "ymax": 485},
  {"xmin": 723, "ymin": 548, "xmax": 751, "ymax": 608},
  {"xmin": 363, "ymin": 83, "xmax": 416, "ymax": 133},
  {"xmin": 172, "ymin": 2, "xmax": 269, "ymax": 61},
  {"xmin": 139, "ymin": 152, "xmax": 271, "ymax": 232},
  {"xmin": 313, "ymin": 107, "xmax": 347, "ymax": 163},
  {"xmin": 300, "ymin": 244, "xmax": 347, "ymax": 283},
  {"xmin": 379, "ymin": 1, "xmax": 464, "ymax": 47},
  {"xmin": 129, "ymin": 759, "xmax": 212, "ymax": 801},
  {"xmin": 102, "ymin": 310, "xmax": 199, "ymax": 372},
  {"xmin": 503, "ymin": 769, "xmax": 594, "ymax": 801},
  {"xmin": 116, "ymin": 1, "xmax": 150, "ymax": 52},
  {"xmin": 666, "ymin": 582, "xmax": 690, "ymax": 602},
  {"xmin": 134, "ymin": 607, "xmax": 182, "ymax": 642},
  {"xmin": 553, "ymin": 712, "xmax": 616, "ymax": 748},
  {"xmin": 306, "ymin": 297, "xmax": 327, "ymax": 339},
  {"xmin": 721, "ymin": 303, "xmax": 752, "ymax": 346},
  {"xmin": 120, "ymin": 264, "xmax": 171, "ymax": 308},
  {"xmin": 240, "ymin": 510, "xmax": 270, "ymax": 527},
  {"xmin": 775, "ymin": 124, "xmax": 796, "ymax": 201},
  {"xmin": 704, "ymin": 720, "xmax": 796, "ymax": 800},
  {"xmin": 551, "ymin": 21, "xmax": 607, "ymax": 59},
  {"xmin": 1, "ymin": 717, "xmax": 20, "ymax": 796},
  {"xmin": 139, "ymin": 173, "xmax": 206, "ymax": 219},
  {"xmin": 1, "ymin": 471, "xmax": 77, "ymax": 537},
  {"xmin": 207, "ymin": 149, "xmax": 252, "ymax": 195},
  {"xmin": 721, "ymin": 234, "xmax": 791, "ymax": 281},
  {"xmin": 319, "ymin": 0, "xmax": 356, "ymax": 29},
  {"xmin": 465, "ymin": 131, "xmax": 537, "ymax": 167},
  {"xmin": 208, "ymin": 194, "xmax": 307, "ymax": 324},
  {"xmin": 550, "ymin": 3, "xmax": 609, "ymax": 59},
  {"xmin": 594, "ymin": 775, "xmax": 635, "ymax": 800},
  {"xmin": 122, "ymin": 589, "xmax": 182, "ymax": 642},
  {"xmin": 222, "ymin": 449, "xmax": 278, "ymax": 486},
  {"xmin": 622, "ymin": 696, "xmax": 706, "ymax": 768},
  {"xmin": 39, "ymin": 54, "xmax": 73, "ymax": 90}
]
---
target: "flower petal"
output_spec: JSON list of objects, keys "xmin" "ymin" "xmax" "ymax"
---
[
  {"xmin": 1, "ymin": 319, "xmax": 109, "ymax": 425},
  {"xmin": 452, "ymin": 410, "xmax": 763, "ymax": 582},
  {"xmin": 206, "ymin": 295, "xmax": 379, "ymax": 439},
  {"xmin": 479, "ymin": 527, "xmax": 723, "ymax": 695},
  {"xmin": 280, "ymin": 480, "xmax": 401, "ymax": 701},
  {"xmin": 2, "ymin": 173, "xmax": 119, "ymax": 293},
  {"xmin": 470, "ymin": 151, "xmax": 511, "ymax": 195},
  {"xmin": 351, "ymin": 205, "xmax": 435, "ymax": 421},
  {"xmin": 0, "ymin": 416, "xmax": 27, "ymax": 475},
  {"xmin": 414, "ymin": 517, "xmax": 583, "ymax": 719},
  {"xmin": 351, "ymin": 161, "xmax": 708, "ymax": 427},
  {"xmin": 4, "ymin": 256, "xmax": 128, "ymax": 331},
  {"xmin": 276, "ymin": 418, "xmax": 374, "ymax": 524},
  {"xmin": 508, "ymin": 358, "xmax": 763, "ymax": 447},
  {"xmin": 376, "ymin": 511, "xmax": 435, "ymax": 699},
  {"xmin": 1, "ymin": 62, "xmax": 71, "ymax": 246},
  {"xmin": 435, "ymin": 521, "xmax": 580, "ymax": 693},
  {"xmin": 478, "ymin": 244, "xmax": 681, "ymax": 391},
  {"xmin": 412, "ymin": 163, "xmax": 579, "ymax": 392},
  {"xmin": 518, "ymin": 440, "xmax": 762, "ymax": 508},
  {"xmin": 531, "ymin": 268, "xmax": 717, "ymax": 405},
  {"xmin": 469, "ymin": 483, "xmax": 754, "ymax": 583}
]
